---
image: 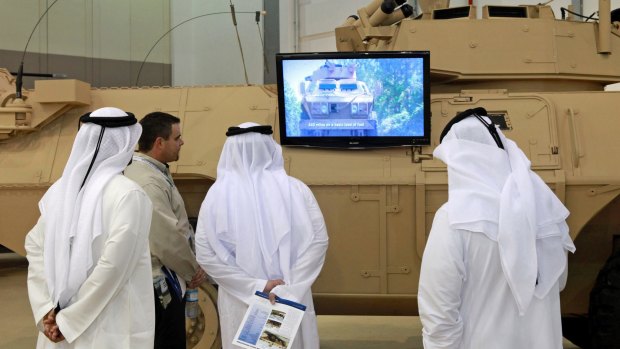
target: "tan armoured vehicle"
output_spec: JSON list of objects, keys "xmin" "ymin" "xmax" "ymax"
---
[
  {"xmin": 1, "ymin": 0, "xmax": 620, "ymax": 348},
  {"xmin": 298, "ymin": 61, "xmax": 377, "ymax": 136}
]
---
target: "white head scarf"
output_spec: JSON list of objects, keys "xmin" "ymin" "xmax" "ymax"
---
[
  {"xmin": 40, "ymin": 107, "xmax": 142, "ymax": 308},
  {"xmin": 201, "ymin": 122, "xmax": 315, "ymax": 282},
  {"xmin": 434, "ymin": 116, "xmax": 575, "ymax": 315}
]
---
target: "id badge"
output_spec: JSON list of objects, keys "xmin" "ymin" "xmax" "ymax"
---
[{"xmin": 153, "ymin": 275, "xmax": 172, "ymax": 309}]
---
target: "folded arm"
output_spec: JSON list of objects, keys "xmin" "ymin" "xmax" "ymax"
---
[
  {"xmin": 25, "ymin": 217, "xmax": 56, "ymax": 333},
  {"xmin": 54, "ymin": 189, "xmax": 152, "ymax": 343},
  {"xmin": 270, "ymin": 185, "xmax": 328, "ymax": 303},
  {"xmin": 195, "ymin": 231, "xmax": 267, "ymax": 306}
]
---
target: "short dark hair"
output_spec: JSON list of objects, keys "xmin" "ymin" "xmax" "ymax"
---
[{"xmin": 138, "ymin": 112, "xmax": 180, "ymax": 152}]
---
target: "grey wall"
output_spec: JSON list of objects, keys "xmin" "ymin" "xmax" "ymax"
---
[
  {"xmin": 2, "ymin": 49, "xmax": 171, "ymax": 89},
  {"xmin": 264, "ymin": 0, "xmax": 279, "ymax": 84},
  {"xmin": 170, "ymin": 0, "xmax": 264, "ymax": 86}
]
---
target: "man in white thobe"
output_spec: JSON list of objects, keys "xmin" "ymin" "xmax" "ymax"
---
[
  {"xmin": 195, "ymin": 123, "xmax": 329, "ymax": 349},
  {"xmin": 418, "ymin": 112, "xmax": 575, "ymax": 349},
  {"xmin": 25, "ymin": 107, "xmax": 155, "ymax": 349}
]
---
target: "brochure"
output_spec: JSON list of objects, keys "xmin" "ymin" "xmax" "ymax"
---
[{"xmin": 233, "ymin": 291, "xmax": 306, "ymax": 349}]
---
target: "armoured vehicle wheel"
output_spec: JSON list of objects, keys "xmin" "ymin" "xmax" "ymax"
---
[
  {"xmin": 186, "ymin": 282, "xmax": 221, "ymax": 349},
  {"xmin": 588, "ymin": 248, "xmax": 620, "ymax": 349},
  {"xmin": 366, "ymin": 120, "xmax": 377, "ymax": 136},
  {"xmin": 300, "ymin": 107, "xmax": 310, "ymax": 120},
  {"xmin": 299, "ymin": 108, "xmax": 313, "ymax": 137}
]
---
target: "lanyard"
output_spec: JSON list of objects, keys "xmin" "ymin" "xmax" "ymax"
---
[
  {"xmin": 161, "ymin": 266, "xmax": 183, "ymax": 301},
  {"xmin": 132, "ymin": 156, "xmax": 175, "ymax": 188}
]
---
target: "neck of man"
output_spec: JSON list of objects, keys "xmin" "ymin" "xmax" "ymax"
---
[{"xmin": 140, "ymin": 149, "xmax": 167, "ymax": 166}]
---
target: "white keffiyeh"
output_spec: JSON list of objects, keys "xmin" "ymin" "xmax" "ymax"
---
[
  {"xmin": 201, "ymin": 122, "xmax": 315, "ymax": 283},
  {"xmin": 433, "ymin": 117, "xmax": 575, "ymax": 315},
  {"xmin": 40, "ymin": 107, "xmax": 142, "ymax": 308}
]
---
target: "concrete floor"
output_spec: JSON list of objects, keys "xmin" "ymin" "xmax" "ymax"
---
[{"xmin": 0, "ymin": 253, "xmax": 579, "ymax": 349}]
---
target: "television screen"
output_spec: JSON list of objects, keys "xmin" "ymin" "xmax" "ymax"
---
[{"xmin": 276, "ymin": 51, "xmax": 430, "ymax": 148}]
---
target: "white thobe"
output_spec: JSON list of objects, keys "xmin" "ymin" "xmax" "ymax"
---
[
  {"xmin": 26, "ymin": 175, "xmax": 155, "ymax": 349},
  {"xmin": 196, "ymin": 178, "xmax": 328, "ymax": 349},
  {"xmin": 418, "ymin": 206, "xmax": 566, "ymax": 349}
]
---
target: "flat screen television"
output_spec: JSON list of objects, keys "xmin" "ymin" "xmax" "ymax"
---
[{"xmin": 276, "ymin": 51, "xmax": 430, "ymax": 148}]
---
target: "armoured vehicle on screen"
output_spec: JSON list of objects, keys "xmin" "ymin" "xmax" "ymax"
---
[
  {"xmin": 1, "ymin": 0, "xmax": 620, "ymax": 348},
  {"xmin": 299, "ymin": 60, "xmax": 376, "ymax": 136}
]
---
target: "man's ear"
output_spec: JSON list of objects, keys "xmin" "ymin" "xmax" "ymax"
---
[{"xmin": 153, "ymin": 136, "xmax": 165, "ymax": 150}]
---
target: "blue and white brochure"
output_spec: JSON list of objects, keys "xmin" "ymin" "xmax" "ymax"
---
[{"xmin": 233, "ymin": 291, "xmax": 306, "ymax": 349}]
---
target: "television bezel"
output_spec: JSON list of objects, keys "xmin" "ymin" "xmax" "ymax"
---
[{"xmin": 275, "ymin": 50, "xmax": 431, "ymax": 149}]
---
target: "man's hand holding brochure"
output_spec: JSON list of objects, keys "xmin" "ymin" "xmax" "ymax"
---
[{"xmin": 233, "ymin": 291, "xmax": 306, "ymax": 349}]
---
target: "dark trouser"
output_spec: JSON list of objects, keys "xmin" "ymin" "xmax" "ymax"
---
[{"xmin": 154, "ymin": 280, "xmax": 186, "ymax": 349}]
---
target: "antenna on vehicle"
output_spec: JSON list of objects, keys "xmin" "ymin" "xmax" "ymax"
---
[
  {"xmin": 229, "ymin": 1, "xmax": 249, "ymax": 85},
  {"xmin": 15, "ymin": 0, "xmax": 62, "ymax": 100},
  {"xmin": 255, "ymin": 10, "xmax": 269, "ymax": 75},
  {"xmin": 135, "ymin": 9, "xmax": 262, "ymax": 87}
]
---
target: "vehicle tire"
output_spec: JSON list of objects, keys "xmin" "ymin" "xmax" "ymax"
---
[
  {"xmin": 299, "ymin": 107, "xmax": 313, "ymax": 136},
  {"xmin": 186, "ymin": 282, "xmax": 221, "ymax": 349},
  {"xmin": 365, "ymin": 119, "xmax": 377, "ymax": 136},
  {"xmin": 300, "ymin": 106, "xmax": 310, "ymax": 120},
  {"xmin": 588, "ymin": 248, "xmax": 620, "ymax": 349}
]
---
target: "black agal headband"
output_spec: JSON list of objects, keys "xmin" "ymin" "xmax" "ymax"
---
[
  {"xmin": 226, "ymin": 125, "xmax": 273, "ymax": 137},
  {"xmin": 78, "ymin": 111, "xmax": 137, "ymax": 128},
  {"xmin": 77, "ymin": 111, "xmax": 138, "ymax": 190},
  {"xmin": 439, "ymin": 107, "xmax": 504, "ymax": 149}
]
